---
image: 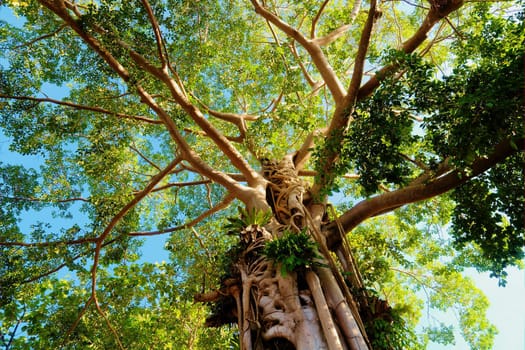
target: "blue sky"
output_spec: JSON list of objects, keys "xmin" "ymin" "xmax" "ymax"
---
[{"xmin": 1, "ymin": 4, "xmax": 524, "ymax": 349}]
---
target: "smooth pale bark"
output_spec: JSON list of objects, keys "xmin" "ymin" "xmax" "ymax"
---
[
  {"xmin": 306, "ymin": 270, "xmax": 345, "ymax": 350},
  {"xmin": 316, "ymin": 267, "xmax": 368, "ymax": 350}
]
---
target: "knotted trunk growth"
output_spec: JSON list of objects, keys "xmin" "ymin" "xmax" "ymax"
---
[{"xmin": 196, "ymin": 155, "xmax": 371, "ymax": 350}]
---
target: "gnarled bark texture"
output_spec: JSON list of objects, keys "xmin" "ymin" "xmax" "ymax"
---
[{"xmin": 196, "ymin": 156, "xmax": 371, "ymax": 350}]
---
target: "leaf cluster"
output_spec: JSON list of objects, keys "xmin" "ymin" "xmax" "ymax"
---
[
  {"xmin": 451, "ymin": 154, "xmax": 524, "ymax": 284},
  {"xmin": 365, "ymin": 306, "xmax": 421, "ymax": 350},
  {"xmin": 223, "ymin": 207, "xmax": 272, "ymax": 235},
  {"xmin": 343, "ymin": 71, "xmax": 416, "ymax": 195},
  {"xmin": 262, "ymin": 229, "xmax": 321, "ymax": 275}
]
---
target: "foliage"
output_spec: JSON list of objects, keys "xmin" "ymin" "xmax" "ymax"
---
[
  {"xmin": 451, "ymin": 153, "xmax": 524, "ymax": 284},
  {"xmin": 263, "ymin": 230, "xmax": 321, "ymax": 275},
  {"xmin": 345, "ymin": 204, "xmax": 500, "ymax": 349},
  {"xmin": 365, "ymin": 306, "xmax": 421, "ymax": 350},
  {"xmin": 223, "ymin": 207, "xmax": 272, "ymax": 235}
]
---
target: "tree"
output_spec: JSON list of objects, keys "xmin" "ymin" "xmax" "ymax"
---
[{"xmin": 0, "ymin": 0, "xmax": 523, "ymax": 349}]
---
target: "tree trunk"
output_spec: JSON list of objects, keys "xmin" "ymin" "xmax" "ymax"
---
[{"xmin": 197, "ymin": 155, "xmax": 371, "ymax": 349}]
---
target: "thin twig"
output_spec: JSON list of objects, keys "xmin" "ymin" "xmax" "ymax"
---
[
  {"xmin": 130, "ymin": 144, "xmax": 162, "ymax": 171},
  {"xmin": 61, "ymin": 296, "xmax": 93, "ymax": 348},
  {"xmin": 12, "ymin": 24, "xmax": 67, "ymax": 49},
  {"xmin": 0, "ymin": 94, "xmax": 161, "ymax": 124},
  {"xmin": 191, "ymin": 227, "xmax": 213, "ymax": 261},
  {"xmin": 128, "ymin": 193, "xmax": 235, "ymax": 236}
]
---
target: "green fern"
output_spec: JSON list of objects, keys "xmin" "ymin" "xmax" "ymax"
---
[{"xmin": 263, "ymin": 229, "xmax": 321, "ymax": 275}]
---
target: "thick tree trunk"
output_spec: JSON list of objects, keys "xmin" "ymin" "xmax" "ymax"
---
[{"xmin": 197, "ymin": 155, "xmax": 370, "ymax": 350}]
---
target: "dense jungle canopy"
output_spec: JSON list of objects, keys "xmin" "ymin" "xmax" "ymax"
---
[{"xmin": 0, "ymin": 0, "xmax": 523, "ymax": 349}]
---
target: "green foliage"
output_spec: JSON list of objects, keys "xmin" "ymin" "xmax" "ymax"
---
[
  {"xmin": 342, "ymin": 73, "xmax": 416, "ymax": 194},
  {"xmin": 451, "ymin": 154, "xmax": 524, "ymax": 284},
  {"xmin": 0, "ymin": 262, "xmax": 237, "ymax": 349},
  {"xmin": 365, "ymin": 306, "xmax": 421, "ymax": 350},
  {"xmin": 347, "ymin": 204, "xmax": 498, "ymax": 349},
  {"xmin": 262, "ymin": 229, "xmax": 321, "ymax": 275}
]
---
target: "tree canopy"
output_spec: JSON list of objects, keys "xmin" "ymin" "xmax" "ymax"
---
[{"xmin": 0, "ymin": 0, "xmax": 523, "ymax": 349}]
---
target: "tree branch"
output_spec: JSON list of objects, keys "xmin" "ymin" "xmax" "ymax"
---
[
  {"xmin": 38, "ymin": 0, "xmax": 130, "ymax": 81},
  {"xmin": 293, "ymin": 128, "xmax": 326, "ymax": 170},
  {"xmin": 0, "ymin": 94, "xmax": 162, "ymax": 124},
  {"xmin": 289, "ymin": 42, "xmax": 322, "ymax": 89},
  {"xmin": 313, "ymin": 24, "xmax": 353, "ymax": 46},
  {"xmin": 130, "ymin": 144, "xmax": 162, "ymax": 171},
  {"xmin": 149, "ymin": 179, "xmax": 211, "ymax": 193},
  {"xmin": 310, "ymin": 0, "xmax": 330, "ymax": 39},
  {"xmin": 325, "ymin": 138, "xmax": 523, "ymax": 250},
  {"xmin": 128, "ymin": 193, "xmax": 235, "ymax": 236},
  {"xmin": 357, "ymin": 0, "xmax": 464, "ymax": 100},
  {"xmin": 340, "ymin": 0, "xmax": 377, "ymax": 127},
  {"xmin": 140, "ymin": 0, "xmax": 168, "ymax": 69},
  {"xmin": 11, "ymin": 24, "xmax": 67, "ymax": 49},
  {"xmin": 191, "ymin": 94, "xmax": 259, "ymax": 143},
  {"xmin": 250, "ymin": 0, "xmax": 346, "ymax": 104},
  {"xmin": 312, "ymin": 0, "xmax": 361, "ymax": 46}
]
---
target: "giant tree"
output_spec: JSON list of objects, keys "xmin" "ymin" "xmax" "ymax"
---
[{"xmin": 0, "ymin": 0, "xmax": 523, "ymax": 349}]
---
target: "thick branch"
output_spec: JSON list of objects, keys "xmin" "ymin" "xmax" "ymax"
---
[
  {"xmin": 250, "ymin": 0, "xmax": 346, "ymax": 104},
  {"xmin": 326, "ymin": 0, "xmax": 377, "ymax": 135},
  {"xmin": 193, "ymin": 96, "xmax": 259, "ymax": 142},
  {"xmin": 313, "ymin": 24, "xmax": 352, "ymax": 46},
  {"xmin": 325, "ymin": 138, "xmax": 523, "ymax": 250},
  {"xmin": 38, "ymin": 0, "xmax": 130, "ymax": 80},
  {"xmin": 357, "ymin": 0, "xmax": 464, "ymax": 100},
  {"xmin": 293, "ymin": 128, "xmax": 326, "ymax": 170},
  {"xmin": 345, "ymin": 0, "xmax": 376, "ymax": 109},
  {"xmin": 140, "ymin": 0, "xmax": 168, "ymax": 68},
  {"xmin": 149, "ymin": 179, "xmax": 211, "ymax": 193}
]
